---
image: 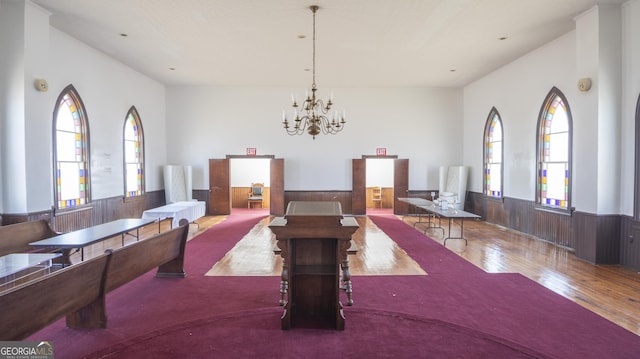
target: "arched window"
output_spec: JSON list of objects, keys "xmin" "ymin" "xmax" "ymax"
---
[
  {"xmin": 123, "ymin": 107, "xmax": 145, "ymax": 198},
  {"xmin": 483, "ymin": 107, "xmax": 503, "ymax": 198},
  {"xmin": 53, "ymin": 85, "xmax": 90, "ymax": 209},
  {"xmin": 537, "ymin": 87, "xmax": 572, "ymax": 210}
]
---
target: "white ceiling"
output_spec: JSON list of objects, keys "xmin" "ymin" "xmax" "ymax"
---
[{"xmin": 31, "ymin": 0, "xmax": 624, "ymax": 88}]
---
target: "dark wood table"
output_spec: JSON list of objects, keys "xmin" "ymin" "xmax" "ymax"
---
[
  {"xmin": 269, "ymin": 201, "xmax": 359, "ymax": 330},
  {"xmin": 29, "ymin": 218, "xmax": 155, "ymax": 263}
]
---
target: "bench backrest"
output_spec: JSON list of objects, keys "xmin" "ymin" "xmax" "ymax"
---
[
  {"xmin": 0, "ymin": 253, "xmax": 110, "ymax": 340},
  {"xmin": 104, "ymin": 221, "xmax": 189, "ymax": 293},
  {"xmin": 0, "ymin": 220, "xmax": 58, "ymax": 256}
]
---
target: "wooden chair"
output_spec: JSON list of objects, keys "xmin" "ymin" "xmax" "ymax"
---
[
  {"xmin": 372, "ymin": 187, "xmax": 382, "ymax": 208},
  {"xmin": 248, "ymin": 183, "xmax": 264, "ymax": 208}
]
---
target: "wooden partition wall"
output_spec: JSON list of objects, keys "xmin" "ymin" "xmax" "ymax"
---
[
  {"xmin": 365, "ymin": 187, "xmax": 394, "ymax": 208},
  {"xmin": 231, "ymin": 187, "xmax": 271, "ymax": 208}
]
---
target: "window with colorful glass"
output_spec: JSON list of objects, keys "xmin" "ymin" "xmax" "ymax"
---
[
  {"xmin": 537, "ymin": 88, "xmax": 571, "ymax": 209},
  {"xmin": 53, "ymin": 85, "xmax": 90, "ymax": 209},
  {"xmin": 123, "ymin": 107, "xmax": 144, "ymax": 198},
  {"xmin": 484, "ymin": 108, "xmax": 503, "ymax": 198}
]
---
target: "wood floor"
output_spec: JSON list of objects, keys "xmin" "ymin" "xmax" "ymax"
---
[{"xmin": 68, "ymin": 211, "xmax": 640, "ymax": 336}]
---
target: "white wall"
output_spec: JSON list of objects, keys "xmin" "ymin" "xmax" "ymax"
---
[
  {"xmin": 464, "ymin": 2, "xmax": 636, "ymax": 216},
  {"xmin": 230, "ymin": 158, "xmax": 270, "ymax": 187},
  {"xmin": 0, "ymin": 0, "xmax": 168, "ymax": 213},
  {"xmin": 366, "ymin": 158, "xmax": 394, "ymax": 187},
  {"xmin": 0, "ymin": 0, "xmax": 28, "ymax": 213},
  {"xmin": 464, "ymin": 31, "xmax": 578, "ymax": 203},
  {"xmin": 42, "ymin": 29, "xmax": 167, "ymax": 207},
  {"xmin": 620, "ymin": 0, "xmax": 640, "ymax": 216},
  {"xmin": 166, "ymin": 86, "xmax": 463, "ymax": 191}
]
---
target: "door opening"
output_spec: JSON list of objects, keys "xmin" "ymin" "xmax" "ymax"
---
[{"xmin": 366, "ymin": 158, "xmax": 394, "ymax": 214}]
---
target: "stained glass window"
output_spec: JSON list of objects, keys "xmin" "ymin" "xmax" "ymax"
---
[
  {"xmin": 484, "ymin": 108, "xmax": 503, "ymax": 198},
  {"xmin": 537, "ymin": 88, "xmax": 571, "ymax": 209},
  {"xmin": 54, "ymin": 85, "xmax": 90, "ymax": 209},
  {"xmin": 123, "ymin": 107, "xmax": 144, "ymax": 198}
]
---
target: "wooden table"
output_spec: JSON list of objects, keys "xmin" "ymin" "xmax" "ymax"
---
[
  {"xmin": 29, "ymin": 218, "xmax": 155, "ymax": 263},
  {"xmin": 0, "ymin": 253, "xmax": 62, "ymax": 291},
  {"xmin": 268, "ymin": 201, "xmax": 359, "ymax": 330}
]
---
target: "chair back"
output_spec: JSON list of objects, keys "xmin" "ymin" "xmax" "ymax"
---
[{"xmin": 250, "ymin": 183, "xmax": 264, "ymax": 197}]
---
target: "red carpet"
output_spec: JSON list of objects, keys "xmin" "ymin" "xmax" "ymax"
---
[{"xmin": 25, "ymin": 212, "xmax": 640, "ymax": 358}]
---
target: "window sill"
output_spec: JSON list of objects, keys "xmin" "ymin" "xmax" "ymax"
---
[
  {"xmin": 534, "ymin": 204, "xmax": 574, "ymax": 216},
  {"xmin": 484, "ymin": 195, "xmax": 504, "ymax": 203},
  {"xmin": 123, "ymin": 194, "xmax": 145, "ymax": 203}
]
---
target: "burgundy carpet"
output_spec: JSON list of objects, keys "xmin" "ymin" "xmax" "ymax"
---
[{"xmin": 25, "ymin": 211, "xmax": 640, "ymax": 358}]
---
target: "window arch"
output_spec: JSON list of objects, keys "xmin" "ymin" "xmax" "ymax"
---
[
  {"xmin": 483, "ymin": 107, "xmax": 503, "ymax": 198},
  {"xmin": 123, "ymin": 106, "xmax": 145, "ymax": 198},
  {"xmin": 536, "ymin": 87, "xmax": 572, "ymax": 210},
  {"xmin": 53, "ymin": 85, "xmax": 91, "ymax": 209}
]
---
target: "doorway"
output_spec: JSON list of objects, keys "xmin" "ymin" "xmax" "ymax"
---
[
  {"xmin": 230, "ymin": 158, "xmax": 270, "ymax": 209},
  {"xmin": 209, "ymin": 157, "xmax": 285, "ymax": 215},
  {"xmin": 351, "ymin": 157, "xmax": 409, "ymax": 215},
  {"xmin": 366, "ymin": 158, "xmax": 394, "ymax": 214}
]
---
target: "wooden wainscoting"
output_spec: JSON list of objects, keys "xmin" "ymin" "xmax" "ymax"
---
[
  {"xmin": 466, "ymin": 191, "xmax": 625, "ymax": 266},
  {"xmin": 231, "ymin": 187, "xmax": 270, "ymax": 208},
  {"xmin": 365, "ymin": 187, "xmax": 394, "ymax": 208},
  {"xmin": 0, "ymin": 190, "xmax": 166, "ymax": 232}
]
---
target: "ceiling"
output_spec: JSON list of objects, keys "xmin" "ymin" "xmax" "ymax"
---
[{"xmin": 31, "ymin": 0, "xmax": 623, "ymax": 88}]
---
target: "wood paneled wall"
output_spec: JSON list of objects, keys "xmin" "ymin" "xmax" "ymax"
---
[
  {"xmin": 0, "ymin": 190, "xmax": 165, "ymax": 232},
  {"xmin": 231, "ymin": 187, "xmax": 271, "ymax": 208},
  {"xmin": 365, "ymin": 187, "xmax": 394, "ymax": 208},
  {"xmin": 466, "ymin": 191, "xmax": 621, "ymax": 265}
]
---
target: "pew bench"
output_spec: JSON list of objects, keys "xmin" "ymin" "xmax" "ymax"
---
[
  {"xmin": 0, "ymin": 220, "xmax": 60, "ymax": 257},
  {"xmin": 0, "ymin": 219, "xmax": 190, "ymax": 340},
  {"xmin": 0, "ymin": 252, "xmax": 111, "ymax": 340}
]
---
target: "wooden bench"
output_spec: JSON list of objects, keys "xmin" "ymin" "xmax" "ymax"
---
[
  {"xmin": 0, "ymin": 219, "xmax": 60, "ymax": 257},
  {"xmin": 0, "ymin": 219, "xmax": 190, "ymax": 340},
  {"xmin": 0, "ymin": 252, "xmax": 111, "ymax": 340}
]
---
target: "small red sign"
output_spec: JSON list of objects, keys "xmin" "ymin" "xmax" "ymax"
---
[
  {"xmin": 376, "ymin": 148, "xmax": 387, "ymax": 156},
  {"xmin": 246, "ymin": 148, "xmax": 257, "ymax": 156}
]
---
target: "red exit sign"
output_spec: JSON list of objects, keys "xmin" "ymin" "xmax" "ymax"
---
[
  {"xmin": 376, "ymin": 148, "xmax": 387, "ymax": 156},
  {"xmin": 246, "ymin": 148, "xmax": 257, "ymax": 156}
]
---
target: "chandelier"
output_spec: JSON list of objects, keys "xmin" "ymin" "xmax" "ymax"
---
[{"xmin": 282, "ymin": 5, "xmax": 346, "ymax": 140}]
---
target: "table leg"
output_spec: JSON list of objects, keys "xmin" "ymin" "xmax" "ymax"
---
[{"xmin": 443, "ymin": 218, "xmax": 468, "ymax": 246}]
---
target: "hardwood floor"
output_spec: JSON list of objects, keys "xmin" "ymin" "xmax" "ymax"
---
[{"xmin": 67, "ymin": 211, "xmax": 640, "ymax": 336}]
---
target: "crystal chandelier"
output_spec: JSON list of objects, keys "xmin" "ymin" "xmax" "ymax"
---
[{"xmin": 282, "ymin": 5, "xmax": 346, "ymax": 140}]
